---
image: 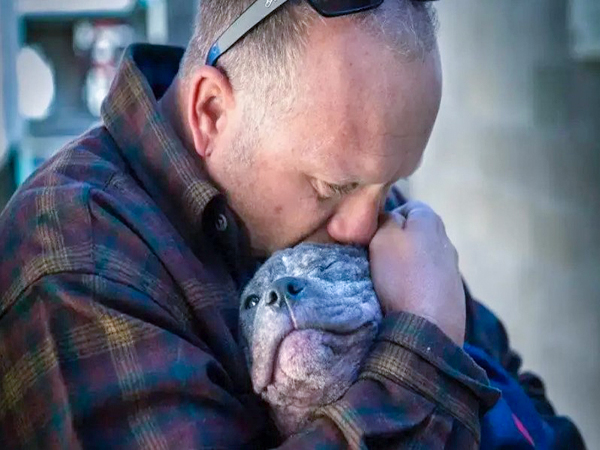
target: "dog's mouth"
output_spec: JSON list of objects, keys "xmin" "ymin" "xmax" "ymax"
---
[{"xmin": 251, "ymin": 321, "xmax": 377, "ymax": 395}]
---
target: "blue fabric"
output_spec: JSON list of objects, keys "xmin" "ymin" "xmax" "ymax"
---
[{"xmin": 464, "ymin": 344, "xmax": 555, "ymax": 450}]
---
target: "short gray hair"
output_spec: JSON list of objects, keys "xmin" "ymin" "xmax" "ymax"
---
[{"xmin": 181, "ymin": 0, "xmax": 438, "ymax": 126}]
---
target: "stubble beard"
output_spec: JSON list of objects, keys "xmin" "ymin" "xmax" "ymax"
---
[{"xmin": 219, "ymin": 128, "xmax": 281, "ymax": 257}]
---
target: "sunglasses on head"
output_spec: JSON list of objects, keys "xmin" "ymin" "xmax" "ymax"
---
[{"xmin": 206, "ymin": 0, "xmax": 437, "ymax": 66}]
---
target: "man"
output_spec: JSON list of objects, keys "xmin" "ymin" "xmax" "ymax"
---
[{"xmin": 0, "ymin": 0, "xmax": 584, "ymax": 448}]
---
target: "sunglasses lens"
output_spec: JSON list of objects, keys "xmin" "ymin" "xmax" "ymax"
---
[{"xmin": 308, "ymin": 0, "xmax": 384, "ymax": 17}]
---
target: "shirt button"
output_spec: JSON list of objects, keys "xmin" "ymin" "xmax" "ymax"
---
[{"xmin": 215, "ymin": 213, "xmax": 228, "ymax": 232}]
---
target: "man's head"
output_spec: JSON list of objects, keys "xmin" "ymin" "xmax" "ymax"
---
[{"xmin": 178, "ymin": 0, "xmax": 442, "ymax": 256}]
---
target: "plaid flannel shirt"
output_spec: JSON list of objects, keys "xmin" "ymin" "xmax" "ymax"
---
[{"xmin": 0, "ymin": 44, "xmax": 506, "ymax": 449}]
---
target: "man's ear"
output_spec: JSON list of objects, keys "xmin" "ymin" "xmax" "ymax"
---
[{"xmin": 186, "ymin": 66, "xmax": 235, "ymax": 159}]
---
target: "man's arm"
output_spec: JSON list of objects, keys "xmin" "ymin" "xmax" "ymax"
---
[
  {"xmin": 0, "ymin": 273, "xmax": 268, "ymax": 449},
  {"xmin": 0, "ymin": 272, "xmax": 498, "ymax": 449},
  {"xmin": 310, "ymin": 311, "xmax": 500, "ymax": 449},
  {"xmin": 385, "ymin": 185, "xmax": 586, "ymax": 448}
]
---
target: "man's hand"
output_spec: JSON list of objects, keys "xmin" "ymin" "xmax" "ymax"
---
[{"xmin": 369, "ymin": 201, "xmax": 466, "ymax": 346}]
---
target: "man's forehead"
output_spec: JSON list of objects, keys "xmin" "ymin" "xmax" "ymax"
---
[
  {"xmin": 294, "ymin": 39, "xmax": 438, "ymax": 184},
  {"xmin": 305, "ymin": 132, "xmax": 422, "ymax": 185}
]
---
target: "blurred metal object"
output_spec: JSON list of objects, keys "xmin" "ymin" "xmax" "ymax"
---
[
  {"xmin": 15, "ymin": 3, "xmax": 149, "ymax": 185},
  {"xmin": 0, "ymin": 0, "xmax": 22, "ymax": 168},
  {"xmin": 73, "ymin": 21, "xmax": 96, "ymax": 52},
  {"xmin": 569, "ymin": 0, "xmax": 600, "ymax": 61},
  {"xmin": 82, "ymin": 22, "xmax": 133, "ymax": 117}
]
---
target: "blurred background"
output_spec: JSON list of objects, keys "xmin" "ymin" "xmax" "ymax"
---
[{"xmin": 0, "ymin": 0, "xmax": 598, "ymax": 447}]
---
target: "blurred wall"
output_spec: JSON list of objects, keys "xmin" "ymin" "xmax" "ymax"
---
[{"xmin": 412, "ymin": 0, "xmax": 600, "ymax": 447}]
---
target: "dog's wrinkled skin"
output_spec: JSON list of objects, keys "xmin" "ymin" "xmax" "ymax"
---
[{"xmin": 239, "ymin": 243, "xmax": 382, "ymax": 436}]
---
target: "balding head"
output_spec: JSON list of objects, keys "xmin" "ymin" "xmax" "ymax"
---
[{"xmin": 181, "ymin": 0, "xmax": 438, "ymax": 118}]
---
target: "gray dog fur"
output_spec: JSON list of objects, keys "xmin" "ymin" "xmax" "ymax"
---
[{"xmin": 239, "ymin": 243, "xmax": 382, "ymax": 436}]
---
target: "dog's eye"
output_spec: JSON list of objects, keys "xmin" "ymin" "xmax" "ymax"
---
[
  {"xmin": 321, "ymin": 261, "xmax": 340, "ymax": 271},
  {"xmin": 244, "ymin": 294, "xmax": 260, "ymax": 310}
]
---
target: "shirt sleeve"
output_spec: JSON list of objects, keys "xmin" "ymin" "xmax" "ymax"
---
[
  {"xmin": 0, "ymin": 272, "xmax": 498, "ymax": 449},
  {"xmin": 309, "ymin": 312, "xmax": 500, "ymax": 450}
]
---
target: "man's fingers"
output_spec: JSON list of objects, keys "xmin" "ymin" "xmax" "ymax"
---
[
  {"xmin": 395, "ymin": 201, "xmax": 444, "ymax": 232},
  {"xmin": 370, "ymin": 199, "xmax": 466, "ymax": 345},
  {"xmin": 389, "ymin": 209, "xmax": 407, "ymax": 228},
  {"xmin": 396, "ymin": 200, "xmax": 435, "ymax": 218}
]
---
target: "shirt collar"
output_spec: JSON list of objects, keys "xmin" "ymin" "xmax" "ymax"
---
[
  {"xmin": 101, "ymin": 44, "xmax": 220, "ymax": 238},
  {"xmin": 101, "ymin": 44, "xmax": 256, "ymax": 286}
]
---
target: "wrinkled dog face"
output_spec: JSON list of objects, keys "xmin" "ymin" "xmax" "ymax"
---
[{"xmin": 240, "ymin": 243, "xmax": 382, "ymax": 436}]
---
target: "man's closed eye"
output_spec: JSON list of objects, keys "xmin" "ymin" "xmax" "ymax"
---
[{"xmin": 313, "ymin": 179, "xmax": 359, "ymax": 201}]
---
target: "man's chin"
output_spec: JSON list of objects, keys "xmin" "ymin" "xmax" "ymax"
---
[
  {"xmin": 250, "ymin": 241, "xmax": 287, "ymax": 259},
  {"xmin": 250, "ymin": 237, "xmax": 302, "ymax": 258}
]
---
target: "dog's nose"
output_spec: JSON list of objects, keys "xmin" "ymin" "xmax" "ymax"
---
[{"xmin": 266, "ymin": 276, "xmax": 307, "ymax": 308}]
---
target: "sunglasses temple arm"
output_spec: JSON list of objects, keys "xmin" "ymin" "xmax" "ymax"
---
[{"xmin": 206, "ymin": 0, "xmax": 291, "ymax": 66}]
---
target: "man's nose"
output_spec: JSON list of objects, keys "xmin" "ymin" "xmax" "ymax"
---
[{"xmin": 326, "ymin": 189, "xmax": 383, "ymax": 246}]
